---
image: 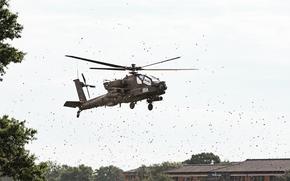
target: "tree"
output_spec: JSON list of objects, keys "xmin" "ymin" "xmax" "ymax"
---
[
  {"xmin": 183, "ymin": 152, "xmax": 221, "ymax": 164},
  {"xmin": 275, "ymin": 171, "xmax": 290, "ymax": 181},
  {"xmin": 43, "ymin": 161, "xmax": 63, "ymax": 181},
  {"xmin": 136, "ymin": 162, "xmax": 181, "ymax": 181},
  {"xmin": 150, "ymin": 174, "xmax": 174, "ymax": 181},
  {"xmin": 94, "ymin": 165, "xmax": 124, "ymax": 181},
  {"xmin": 0, "ymin": 115, "xmax": 47, "ymax": 180},
  {"xmin": 137, "ymin": 165, "xmax": 151, "ymax": 180},
  {"xmin": 0, "ymin": 0, "xmax": 25, "ymax": 77},
  {"xmin": 60, "ymin": 164, "xmax": 93, "ymax": 181},
  {"xmin": 44, "ymin": 163, "xmax": 94, "ymax": 181}
]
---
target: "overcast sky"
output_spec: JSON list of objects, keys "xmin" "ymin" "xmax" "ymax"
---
[{"xmin": 1, "ymin": 0, "xmax": 290, "ymax": 170}]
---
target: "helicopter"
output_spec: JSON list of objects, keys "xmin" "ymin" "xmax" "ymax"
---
[{"xmin": 64, "ymin": 55, "xmax": 197, "ymax": 118}]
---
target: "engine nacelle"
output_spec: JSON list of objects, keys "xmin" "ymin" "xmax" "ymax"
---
[{"xmin": 103, "ymin": 80, "xmax": 126, "ymax": 90}]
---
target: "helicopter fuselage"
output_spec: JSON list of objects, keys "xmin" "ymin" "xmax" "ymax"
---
[{"xmin": 64, "ymin": 74, "xmax": 167, "ymax": 117}]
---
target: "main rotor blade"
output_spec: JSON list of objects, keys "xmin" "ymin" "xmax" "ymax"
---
[
  {"xmin": 86, "ymin": 86, "xmax": 90, "ymax": 98},
  {"xmin": 142, "ymin": 56, "xmax": 181, "ymax": 68},
  {"xmin": 81, "ymin": 73, "xmax": 86, "ymax": 84},
  {"xmin": 65, "ymin": 55, "xmax": 125, "ymax": 68},
  {"xmin": 141, "ymin": 68, "xmax": 199, "ymax": 71},
  {"xmin": 90, "ymin": 67, "xmax": 126, "ymax": 71}
]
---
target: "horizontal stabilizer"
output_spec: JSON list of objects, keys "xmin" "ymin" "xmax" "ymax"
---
[{"xmin": 64, "ymin": 101, "xmax": 81, "ymax": 108}]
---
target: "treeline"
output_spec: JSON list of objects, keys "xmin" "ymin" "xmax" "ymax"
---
[
  {"xmin": 43, "ymin": 162, "xmax": 180, "ymax": 181},
  {"xmin": 44, "ymin": 163, "xmax": 123, "ymax": 181}
]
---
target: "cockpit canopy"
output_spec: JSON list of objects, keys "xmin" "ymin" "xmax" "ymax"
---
[
  {"xmin": 136, "ymin": 74, "xmax": 160, "ymax": 85},
  {"xmin": 147, "ymin": 75, "xmax": 161, "ymax": 83}
]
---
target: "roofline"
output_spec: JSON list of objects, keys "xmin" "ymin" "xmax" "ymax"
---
[
  {"xmin": 181, "ymin": 163, "xmax": 237, "ymax": 166},
  {"xmin": 125, "ymin": 158, "xmax": 290, "ymax": 174},
  {"xmin": 246, "ymin": 158, "xmax": 290, "ymax": 161},
  {"xmin": 166, "ymin": 171, "xmax": 287, "ymax": 175},
  {"xmin": 164, "ymin": 162, "xmax": 238, "ymax": 173}
]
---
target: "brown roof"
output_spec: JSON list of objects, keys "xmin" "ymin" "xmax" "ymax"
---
[
  {"xmin": 165, "ymin": 159, "xmax": 290, "ymax": 175},
  {"xmin": 165, "ymin": 164, "xmax": 234, "ymax": 174},
  {"xmin": 125, "ymin": 158, "xmax": 290, "ymax": 177},
  {"xmin": 214, "ymin": 159, "xmax": 290, "ymax": 173},
  {"xmin": 124, "ymin": 168, "xmax": 138, "ymax": 173}
]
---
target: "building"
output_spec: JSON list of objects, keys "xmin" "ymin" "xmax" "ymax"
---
[
  {"xmin": 124, "ymin": 159, "xmax": 290, "ymax": 181},
  {"xmin": 165, "ymin": 159, "xmax": 290, "ymax": 181}
]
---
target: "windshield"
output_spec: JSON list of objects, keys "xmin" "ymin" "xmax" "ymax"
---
[
  {"xmin": 137, "ymin": 74, "xmax": 152, "ymax": 85},
  {"xmin": 147, "ymin": 75, "xmax": 160, "ymax": 83}
]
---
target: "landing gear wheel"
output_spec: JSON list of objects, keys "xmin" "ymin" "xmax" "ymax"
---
[
  {"xmin": 77, "ymin": 110, "xmax": 81, "ymax": 118},
  {"xmin": 148, "ymin": 103, "xmax": 153, "ymax": 111},
  {"xmin": 130, "ymin": 102, "xmax": 135, "ymax": 109}
]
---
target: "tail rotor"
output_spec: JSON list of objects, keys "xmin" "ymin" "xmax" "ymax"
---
[{"xmin": 81, "ymin": 73, "xmax": 95, "ymax": 98}]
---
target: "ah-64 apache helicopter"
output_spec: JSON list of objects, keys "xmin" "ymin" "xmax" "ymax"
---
[{"xmin": 64, "ymin": 55, "xmax": 197, "ymax": 118}]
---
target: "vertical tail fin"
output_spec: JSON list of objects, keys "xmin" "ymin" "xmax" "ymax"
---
[{"xmin": 74, "ymin": 79, "xmax": 87, "ymax": 102}]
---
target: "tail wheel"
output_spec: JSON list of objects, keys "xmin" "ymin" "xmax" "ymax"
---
[
  {"xmin": 77, "ymin": 110, "xmax": 81, "ymax": 118},
  {"xmin": 148, "ymin": 103, "xmax": 153, "ymax": 111},
  {"xmin": 130, "ymin": 102, "xmax": 135, "ymax": 109}
]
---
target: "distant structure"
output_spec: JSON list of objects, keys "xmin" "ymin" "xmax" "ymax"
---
[{"xmin": 124, "ymin": 158, "xmax": 290, "ymax": 181}]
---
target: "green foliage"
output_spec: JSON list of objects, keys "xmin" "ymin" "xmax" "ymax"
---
[
  {"xmin": 275, "ymin": 171, "xmax": 290, "ymax": 181},
  {"xmin": 60, "ymin": 164, "xmax": 93, "ymax": 181},
  {"xmin": 0, "ymin": 0, "xmax": 25, "ymax": 75},
  {"xmin": 136, "ymin": 162, "xmax": 181, "ymax": 181},
  {"xmin": 45, "ymin": 162, "xmax": 181, "ymax": 181},
  {"xmin": 94, "ymin": 165, "xmax": 124, "ymax": 181},
  {"xmin": 0, "ymin": 115, "xmax": 47, "ymax": 180},
  {"xmin": 152, "ymin": 174, "xmax": 173, "ymax": 181},
  {"xmin": 44, "ymin": 163, "xmax": 125, "ymax": 181},
  {"xmin": 137, "ymin": 165, "xmax": 151, "ymax": 180},
  {"xmin": 183, "ymin": 152, "xmax": 221, "ymax": 164},
  {"xmin": 43, "ymin": 161, "xmax": 62, "ymax": 181},
  {"xmin": 44, "ymin": 163, "xmax": 94, "ymax": 181}
]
